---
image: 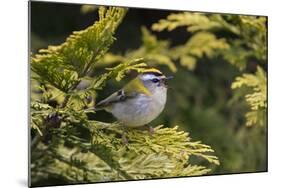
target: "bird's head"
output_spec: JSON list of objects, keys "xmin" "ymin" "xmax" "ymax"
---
[{"xmin": 138, "ymin": 68, "xmax": 173, "ymax": 90}]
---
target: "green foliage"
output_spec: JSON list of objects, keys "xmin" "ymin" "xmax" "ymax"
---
[
  {"xmin": 98, "ymin": 26, "xmax": 229, "ymax": 72},
  {"xmin": 152, "ymin": 12, "xmax": 267, "ymax": 70},
  {"xmin": 152, "ymin": 11, "xmax": 267, "ymax": 128},
  {"xmin": 232, "ymin": 66, "xmax": 267, "ymax": 126},
  {"xmin": 145, "ymin": 10, "xmax": 267, "ymax": 174},
  {"xmin": 30, "ymin": 7, "xmax": 220, "ymax": 186},
  {"xmin": 153, "ymin": 13, "xmax": 214, "ymax": 35},
  {"xmin": 96, "ymin": 27, "xmax": 177, "ymax": 72},
  {"xmin": 32, "ymin": 123, "xmax": 219, "ymax": 184},
  {"xmin": 170, "ymin": 32, "xmax": 229, "ymax": 70},
  {"xmin": 32, "ymin": 7, "xmax": 127, "ymax": 92}
]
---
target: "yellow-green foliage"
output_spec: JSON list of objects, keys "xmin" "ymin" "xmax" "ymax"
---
[
  {"xmin": 152, "ymin": 12, "xmax": 267, "ymax": 70},
  {"xmin": 32, "ymin": 120, "xmax": 219, "ymax": 183},
  {"xmin": 30, "ymin": 7, "xmax": 220, "ymax": 186},
  {"xmin": 32, "ymin": 7, "xmax": 127, "ymax": 92},
  {"xmin": 170, "ymin": 32, "xmax": 229, "ymax": 70},
  {"xmin": 152, "ymin": 12, "xmax": 240, "ymax": 34},
  {"xmin": 97, "ymin": 27, "xmax": 177, "ymax": 73},
  {"xmin": 98, "ymin": 26, "xmax": 229, "ymax": 72},
  {"xmin": 152, "ymin": 12, "xmax": 267, "ymax": 127},
  {"xmin": 232, "ymin": 66, "xmax": 267, "ymax": 126}
]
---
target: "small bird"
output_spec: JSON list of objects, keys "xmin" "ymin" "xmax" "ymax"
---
[{"xmin": 94, "ymin": 68, "xmax": 172, "ymax": 132}]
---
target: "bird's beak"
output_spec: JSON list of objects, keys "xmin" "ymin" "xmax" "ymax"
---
[
  {"xmin": 161, "ymin": 76, "xmax": 173, "ymax": 87},
  {"xmin": 165, "ymin": 76, "xmax": 173, "ymax": 80}
]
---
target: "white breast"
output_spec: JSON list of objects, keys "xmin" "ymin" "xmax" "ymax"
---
[{"xmin": 110, "ymin": 87, "xmax": 167, "ymax": 127}]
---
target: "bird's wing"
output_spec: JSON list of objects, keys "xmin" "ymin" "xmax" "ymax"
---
[
  {"xmin": 95, "ymin": 77, "xmax": 151, "ymax": 110},
  {"xmin": 94, "ymin": 89, "xmax": 137, "ymax": 110}
]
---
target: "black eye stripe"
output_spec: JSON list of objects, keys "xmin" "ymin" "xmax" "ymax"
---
[{"xmin": 151, "ymin": 78, "xmax": 160, "ymax": 83}]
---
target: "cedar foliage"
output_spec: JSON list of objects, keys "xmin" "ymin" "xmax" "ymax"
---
[
  {"xmin": 130, "ymin": 12, "xmax": 267, "ymax": 128},
  {"xmin": 30, "ymin": 7, "xmax": 220, "ymax": 186}
]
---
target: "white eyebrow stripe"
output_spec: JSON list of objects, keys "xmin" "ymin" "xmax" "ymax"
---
[{"xmin": 140, "ymin": 74, "xmax": 158, "ymax": 81}]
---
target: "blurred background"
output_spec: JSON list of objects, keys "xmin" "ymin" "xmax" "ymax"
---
[{"xmin": 31, "ymin": 1, "xmax": 267, "ymax": 175}]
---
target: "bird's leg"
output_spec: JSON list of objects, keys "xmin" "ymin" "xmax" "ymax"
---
[
  {"xmin": 122, "ymin": 133, "xmax": 128, "ymax": 144},
  {"xmin": 121, "ymin": 126, "xmax": 128, "ymax": 144},
  {"xmin": 148, "ymin": 125, "xmax": 155, "ymax": 136},
  {"xmin": 149, "ymin": 126, "xmax": 155, "ymax": 136}
]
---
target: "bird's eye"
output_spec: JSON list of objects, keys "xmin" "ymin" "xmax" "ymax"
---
[{"xmin": 151, "ymin": 78, "xmax": 159, "ymax": 83}]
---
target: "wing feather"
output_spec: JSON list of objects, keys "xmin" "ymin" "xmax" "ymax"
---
[{"xmin": 95, "ymin": 77, "xmax": 151, "ymax": 110}]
